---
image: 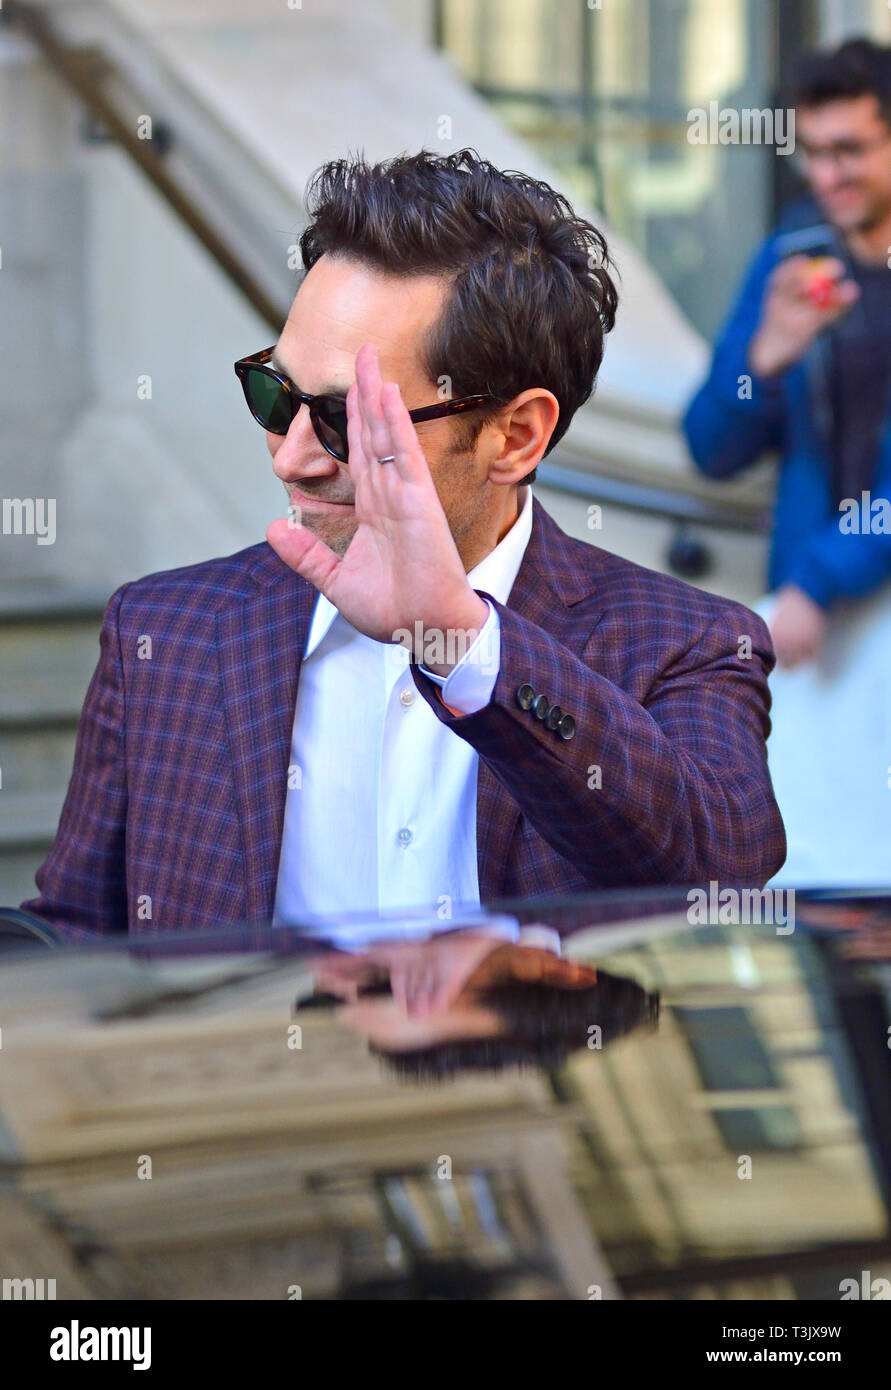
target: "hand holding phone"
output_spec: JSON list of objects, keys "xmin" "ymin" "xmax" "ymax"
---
[{"xmin": 749, "ymin": 254, "xmax": 859, "ymax": 377}]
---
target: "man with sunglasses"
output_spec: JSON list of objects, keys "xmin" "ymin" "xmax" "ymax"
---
[
  {"xmin": 22, "ymin": 149, "xmax": 785, "ymax": 940},
  {"xmin": 685, "ymin": 37, "xmax": 891, "ymax": 668}
]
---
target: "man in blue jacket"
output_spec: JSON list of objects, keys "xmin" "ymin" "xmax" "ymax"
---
[{"xmin": 684, "ymin": 38, "xmax": 891, "ymax": 668}]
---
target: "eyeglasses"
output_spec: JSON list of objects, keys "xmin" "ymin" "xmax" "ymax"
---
[
  {"xmin": 234, "ymin": 346, "xmax": 495, "ymax": 463},
  {"xmin": 793, "ymin": 131, "xmax": 891, "ymax": 174}
]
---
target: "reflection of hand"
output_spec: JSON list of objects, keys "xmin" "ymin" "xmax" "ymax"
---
[
  {"xmin": 309, "ymin": 952, "xmax": 387, "ymax": 1002},
  {"xmin": 322, "ymin": 932, "xmax": 502, "ymax": 1018},
  {"xmin": 839, "ymin": 930, "xmax": 891, "ymax": 961},
  {"xmin": 768, "ymin": 583, "xmax": 827, "ymax": 668},
  {"xmin": 794, "ymin": 904, "xmax": 891, "ymax": 960},
  {"xmin": 310, "ymin": 933, "xmax": 501, "ymax": 1015},
  {"xmin": 379, "ymin": 934, "xmax": 504, "ymax": 1018}
]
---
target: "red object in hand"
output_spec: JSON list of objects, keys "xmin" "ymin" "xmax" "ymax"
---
[{"xmin": 806, "ymin": 257, "xmax": 840, "ymax": 308}]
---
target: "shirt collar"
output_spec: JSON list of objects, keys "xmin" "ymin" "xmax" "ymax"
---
[{"xmin": 302, "ymin": 484, "xmax": 534, "ymax": 660}]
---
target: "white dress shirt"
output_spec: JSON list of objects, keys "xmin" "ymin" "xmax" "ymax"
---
[{"xmin": 272, "ymin": 486, "xmax": 534, "ymax": 926}]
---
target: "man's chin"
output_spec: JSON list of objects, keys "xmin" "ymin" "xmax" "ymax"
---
[
  {"xmin": 301, "ymin": 513, "xmax": 356, "ymax": 558},
  {"xmin": 820, "ymin": 196, "xmax": 880, "ymax": 234}
]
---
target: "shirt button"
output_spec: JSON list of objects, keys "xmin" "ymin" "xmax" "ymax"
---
[
  {"xmin": 399, "ymin": 687, "xmax": 415, "ymax": 707},
  {"xmin": 397, "ymin": 827, "xmax": 413, "ymax": 846}
]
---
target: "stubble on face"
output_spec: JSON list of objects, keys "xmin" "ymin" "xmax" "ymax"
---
[
  {"xmin": 271, "ymin": 254, "xmax": 515, "ymax": 573},
  {"xmin": 799, "ymin": 97, "xmax": 891, "ymax": 240},
  {"xmin": 293, "ymin": 430, "xmax": 485, "ymax": 567},
  {"xmin": 293, "ymin": 505, "xmax": 356, "ymax": 560}
]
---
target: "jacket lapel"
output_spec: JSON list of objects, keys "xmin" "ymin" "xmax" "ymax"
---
[
  {"xmin": 475, "ymin": 497, "xmax": 604, "ymax": 901},
  {"xmin": 217, "ymin": 545, "xmax": 316, "ymax": 924}
]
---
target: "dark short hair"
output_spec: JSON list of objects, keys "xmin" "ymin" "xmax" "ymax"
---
[
  {"xmin": 369, "ymin": 967, "xmax": 660, "ymax": 1082},
  {"xmin": 298, "ymin": 148, "xmax": 619, "ymax": 484},
  {"xmin": 793, "ymin": 38, "xmax": 891, "ymax": 125}
]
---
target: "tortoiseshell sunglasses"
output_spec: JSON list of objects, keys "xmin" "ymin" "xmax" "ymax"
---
[{"xmin": 234, "ymin": 346, "xmax": 495, "ymax": 463}]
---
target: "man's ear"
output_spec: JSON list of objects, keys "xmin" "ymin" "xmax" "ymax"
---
[{"xmin": 486, "ymin": 389, "xmax": 559, "ymax": 486}]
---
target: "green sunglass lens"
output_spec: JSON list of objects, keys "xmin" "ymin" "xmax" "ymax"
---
[
  {"xmin": 314, "ymin": 400, "xmax": 348, "ymax": 459},
  {"xmin": 246, "ymin": 369, "xmax": 293, "ymax": 433}
]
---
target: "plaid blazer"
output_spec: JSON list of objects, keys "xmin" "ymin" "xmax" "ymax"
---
[{"xmin": 22, "ymin": 498, "xmax": 786, "ymax": 940}]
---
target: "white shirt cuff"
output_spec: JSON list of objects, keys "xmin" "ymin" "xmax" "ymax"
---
[{"xmin": 418, "ymin": 599, "xmax": 500, "ymax": 714}]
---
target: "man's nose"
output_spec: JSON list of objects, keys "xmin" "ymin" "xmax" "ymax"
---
[
  {"xmin": 809, "ymin": 163, "xmax": 849, "ymax": 197},
  {"xmin": 270, "ymin": 409, "xmax": 341, "ymax": 483}
]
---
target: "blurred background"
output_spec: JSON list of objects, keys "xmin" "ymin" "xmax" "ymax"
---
[{"xmin": 2, "ymin": 0, "xmax": 890, "ymax": 905}]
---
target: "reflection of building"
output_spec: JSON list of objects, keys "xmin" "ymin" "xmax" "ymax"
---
[
  {"xmin": 0, "ymin": 954, "xmax": 614, "ymax": 1300},
  {"xmin": 1, "ymin": 915, "xmax": 890, "ymax": 1300},
  {"xmin": 560, "ymin": 921, "xmax": 891, "ymax": 1298}
]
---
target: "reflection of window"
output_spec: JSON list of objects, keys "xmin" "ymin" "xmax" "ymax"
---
[
  {"xmin": 710, "ymin": 1105, "xmax": 801, "ymax": 1152},
  {"xmin": 675, "ymin": 1005, "xmax": 778, "ymax": 1089},
  {"xmin": 673, "ymin": 1005, "xmax": 803, "ymax": 1151}
]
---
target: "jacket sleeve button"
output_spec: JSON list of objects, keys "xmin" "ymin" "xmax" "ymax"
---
[
  {"xmin": 533, "ymin": 694, "xmax": 550, "ymax": 720},
  {"xmin": 558, "ymin": 713, "xmax": 576, "ymax": 741},
  {"xmin": 516, "ymin": 683, "xmax": 536, "ymax": 710},
  {"xmin": 545, "ymin": 703, "xmax": 563, "ymax": 730}
]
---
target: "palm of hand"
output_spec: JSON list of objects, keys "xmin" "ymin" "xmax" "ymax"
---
[{"xmin": 267, "ymin": 342, "xmax": 472, "ymax": 646}]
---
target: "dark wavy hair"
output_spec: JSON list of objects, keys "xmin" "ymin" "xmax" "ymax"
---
[
  {"xmin": 298, "ymin": 148, "xmax": 619, "ymax": 483},
  {"xmin": 793, "ymin": 38, "xmax": 891, "ymax": 125}
]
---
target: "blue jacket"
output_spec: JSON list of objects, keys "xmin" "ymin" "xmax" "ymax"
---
[{"xmin": 683, "ymin": 200, "xmax": 891, "ymax": 609}]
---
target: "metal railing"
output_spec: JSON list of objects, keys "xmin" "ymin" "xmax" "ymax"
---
[
  {"xmin": 538, "ymin": 457, "xmax": 770, "ymax": 533},
  {"xmin": 5, "ymin": 0, "xmax": 287, "ymax": 331}
]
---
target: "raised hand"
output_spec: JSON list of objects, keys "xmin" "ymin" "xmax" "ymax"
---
[
  {"xmin": 266, "ymin": 342, "xmax": 488, "ymax": 655},
  {"xmin": 748, "ymin": 254, "xmax": 859, "ymax": 378}
]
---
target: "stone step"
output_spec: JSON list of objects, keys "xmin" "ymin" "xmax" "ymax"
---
[
  {"xmin": 0, "ymin": 605, "xmax": 104, "ymax": 905},
  {"xmin": 0, "ymin": 847, "xmax": 48, "ymax": 913},
  {"xmin": 0, "ymin": 611, "xmax": 103, "ymax": 726},
  {"xmin": 0, "ymin": 788, "xmax": 66, "ymax": 849},
  {"xmin": 0, "ymin": 725, "xmax": 77, "ymax": 794},
  {"xmin": 0, "ymin": 795, "xmax": 64, "ymax": 908}
]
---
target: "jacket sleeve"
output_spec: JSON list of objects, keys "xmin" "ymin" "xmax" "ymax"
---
[
  {"xmin": 683, "ymin": 238, "xmax": 787, "ymax": 478},
  {"xmin": 782, "ymin": 441, "xmax": 891, "ymax": 608},
  {"xmin": 412, "ymin": 593, "xmax": 787, "ymax": 889},
  {"xmin": 20, "ymin": 584, "xmax": 131, "ymax": 942}
]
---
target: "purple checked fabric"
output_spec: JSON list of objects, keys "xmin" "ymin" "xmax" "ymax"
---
[{"xmin": 21, "ymin": 498, "xmax": 786, "ymax": 940}]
